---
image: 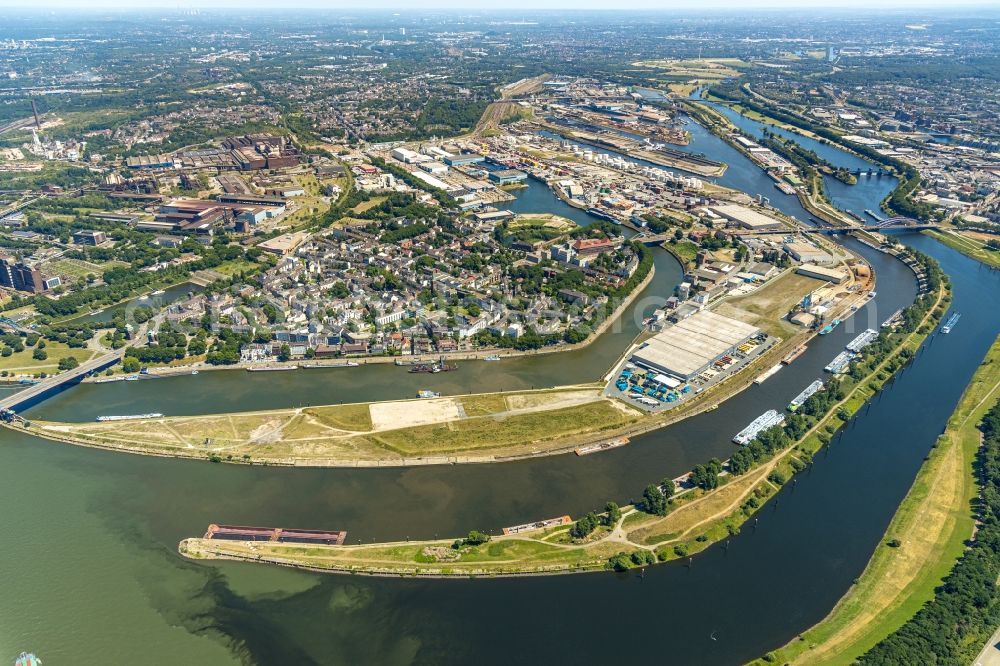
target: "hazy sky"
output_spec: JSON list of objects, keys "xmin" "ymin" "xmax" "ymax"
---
[{"xmin": 0, "ymin": 0, "xmax": 997, "ymax": 9}]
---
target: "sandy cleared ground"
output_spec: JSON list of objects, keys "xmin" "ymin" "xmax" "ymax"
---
[
  {"xmin": 504, "ymin": 389, "xmax": 601, "ymax": 412},
  {"xmin": 369, "ymin": 398, "xmax": 463, "ymax": 430}
]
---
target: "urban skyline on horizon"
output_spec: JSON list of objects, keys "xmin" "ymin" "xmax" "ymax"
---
[{"xmin": 1, "ymin": 0, "xmax": 999, "ymax": 11}]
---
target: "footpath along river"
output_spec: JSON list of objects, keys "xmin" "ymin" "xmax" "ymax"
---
[{"xmin": 1, "ymin": 108, "xmax": 999, "ymax": 665}]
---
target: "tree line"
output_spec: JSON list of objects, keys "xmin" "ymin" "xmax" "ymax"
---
[{"xmin": 857, "ymin": 397, "xmax": 1000, "ymax": 664}]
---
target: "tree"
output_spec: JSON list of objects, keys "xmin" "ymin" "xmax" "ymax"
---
[
  {"xmin": 691, "ymin": 458, "xmax": 722, "ymax": 490},
  {"xmin": 261, "ymin": 303, "xmax": 279, "ymax": 324},
  {"xmin": 57, "ymin": 356, "xmax": 79, "ymax": 371},
  {"xmin": 122, "ymin": 357, "xmax": 140, "ymax": 373},
  {"xmin": 608, "ymin": 553, "xmax": 632, "ymax": 572},
  {"xmin": 187, "ymin": 338, "xmax": 207, "ymax": 356},
  {"xmin": 642, "ymin": 484, "xmax": 669, "ymax": 516},
  {"xmin": 32, "ymin": 348, "xmax": 47, "ymax": 361},
  {"xmin": 604, "ymin": 501, "xmax": 621, "ymax": 526},
  {"xmin": 278, "ymin": 344, "xmax": 292, "ymax": 362},
  {"xmin": 571, "ymin": 512, "xmax": 599, "ymax": 539},
  {"xmin": 463, "ymin": 530, "xmax": 491, "ymax": 546}
]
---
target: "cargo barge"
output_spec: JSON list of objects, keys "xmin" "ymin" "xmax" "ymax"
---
[
  {"xmin": 300, "ymin": 362, "xmax": 359, "ymax": 369},
  {"xmin": 96, "ymin": 413, "xmax": 163, "ymax": 422},
  {"xmin": 753, "ymin": 364, "xmax": 783, "ymax": 385},
  {"xmin": 586, "ymin": 207, "xmax": 619, "ymax": 223},
  {"xmin": 788, "ymin": 379, "xmax": 824, "ymax": 412},
  {"xmin": 846, "ymin": 328, "xmax": 879, "ymax": 353},
  {"xmin": 575, "ymin": 437, "xmax": 630, "ymax": 456},
  {"xmin": 733, "ymin": 410, "xmax": 785, "ymax": 446},
  {"xmin": 825, "ymin": 351, "xmax": 857, "ymax": 374},
  {"xmin": 503, "ymin": 515, "xmax": 572, "ymax": 536},
  {"xmin": 246, "ymin": 365, "xmax": 298, "ymax": 372},
  {"xmin": 93, "ymin": 376, "xmax": 127, "ymax": 384},
  {"xmin": 781, "ymin": 344, "xmax": 808, "ymax": 365},
  {"xmin": 408, "ymin": 360, "xmax": 457, "ymax": 374},
  {"xmin": 881, "ymin": 308, "xmax": 903, "ymax": 329},
  {"xmin": 203, "ymin": 523, "xmax": 347, "ymax": 545}
]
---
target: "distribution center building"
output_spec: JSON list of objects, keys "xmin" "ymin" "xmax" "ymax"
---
[
  {"xmin": 708, "ymin": 204, "xmax": 784, "ymax": 231},
  {"xmin": 629, "ymin": 310, "xmax": 761, "ymax": 380}
]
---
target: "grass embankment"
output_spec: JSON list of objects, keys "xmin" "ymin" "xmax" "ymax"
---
[
  {"xmin": 754, "ymin": 335, "xmax": 1000, "ymax": 666},
  {"xmin": 24, "ymin": 386, "xmax": 642, "ymax": 465},
  {"xmin": 0, "ymin": 340, "xmax": 98, "ymax": 374},
  {"xmin": 925, "ymin": 228, "xmax": 1000, "ymax": 269},
  {"xmin": 179, "ymin": 274, "xmax": 949, "ymax": 577}
]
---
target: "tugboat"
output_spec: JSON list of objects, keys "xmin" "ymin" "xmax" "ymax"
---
[
  {"xmin": 15, "ymin": 653, "xmax": 41, "ymax": 666},
  {"xmin": 818, "ymin": 319, "xmax": 841, "ymax": 335}
]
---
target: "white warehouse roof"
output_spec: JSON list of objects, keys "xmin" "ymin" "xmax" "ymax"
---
[
  {"xmin": 708, "ymin": 204, "xmax": 785, "ymax": 230},
  {"xmin": 631, "ymin": 310, "xmax": 761, "ymax": 379}
]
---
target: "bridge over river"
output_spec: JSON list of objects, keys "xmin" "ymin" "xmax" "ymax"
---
[
  {"xmin": 634, "ymin": 220, "xmax": 940, "ymax": 245},
  {"xmin": 0, "ymin": 347, "xmax": 126, "ymax": 413}
]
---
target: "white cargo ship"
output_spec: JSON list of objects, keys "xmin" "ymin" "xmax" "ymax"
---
[
  {"xmin": 825, "ymin": 351, "xmax": 857, "ymax": 374},
  {"xmin": 846, "ymin": 328, "xmax": 879, "ymax": 353},
  {"xmin": 788, "ymin": 380, "xmax": 824, "ymax": 411},
  {"xmin": 733, "ymin": 410, "xmax": 785, "ymax": 445},
  {"xmin": 96, "ymin": 413, "xmax": 164, "ymax": 422}
]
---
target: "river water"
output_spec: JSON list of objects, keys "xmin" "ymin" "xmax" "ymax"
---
[{"xmin": 2, "ymin": 106, "xmax": 999, "ymax": 665}]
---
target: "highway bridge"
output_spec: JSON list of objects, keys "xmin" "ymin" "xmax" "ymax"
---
[
  {"xmin": 634, "ymin": 220, "xmax": 939, "ymax": 245},
  {"xmin": 0, "ymin": 347, "xmax": 126, "ymax": 413},
  {"xmin": 728, "ymin": 222, "xmax": 941, "ymax": 236},
  {"xmin": 0, "ymin": 194, "xmax": 45, "ymax": 220}
]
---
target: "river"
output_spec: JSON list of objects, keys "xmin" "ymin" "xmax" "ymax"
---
[{"xmin": 2, "ymin": 106, "xmax": 999, "ymax": 665}]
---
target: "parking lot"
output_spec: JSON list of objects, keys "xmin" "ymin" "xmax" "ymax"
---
[{"xmin": 604, "ymin": 332, "xmax": 779, "ymax": 413}]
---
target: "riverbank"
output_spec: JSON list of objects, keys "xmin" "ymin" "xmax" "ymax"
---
[
  {"xmin": 177, "ymin": 268, "xmax": 949, "ymax": 576},
  {"xmin": 924, "ymin": 228, "xmax": 1000, "ymax": 270},
  {"xmin": 14, "ymin": 254, "xmax": 871, "ymax": 465},
  {"xmin": 758, "ymin": 334, "xmax": 1000, "ymax": 665},
  {"xmin": 20, "ymin": 384, "xmax": 646, "ymax": 466}
]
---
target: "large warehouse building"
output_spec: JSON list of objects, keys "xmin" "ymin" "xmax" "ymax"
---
[
  {"xmin": 630, "ymin": 310, "xmax": 761, "ymax": 380},
  {"xmin": 708, "ymin": 204, "xmax": 784, "ymax": 231}
]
